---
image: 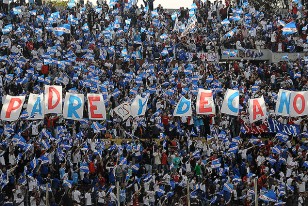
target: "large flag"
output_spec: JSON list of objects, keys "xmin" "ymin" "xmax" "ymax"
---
[{"xmin": 282, "ymin": 22, "xmax": 297, "ymax": 35}]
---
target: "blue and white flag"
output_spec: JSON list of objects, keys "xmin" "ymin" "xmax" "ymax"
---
[
  {"xmin": 272, "ymin": 145, "xmax": 282, "ymax": 154},
  {"xmin": 193, "ymin": 150, "xmax": 201, "ymax": 159},
  {"xmin": 230, "ymin": 15, "xmax": 241, "ymax": 22},
  {"xmin": 91, "ymin": 122, "xmax": 104, "ymax": 132},
  {"xmin": 82, "ymin": 23, "xmax": 89, "ymax": 32},
  {"xmin": 30, "ymin": 158, "xmax": 38, "ymax": 169},
  {"xmin": 63, "ymin": 180, "xmax": 73, "ymax": 188},
  {"xmin": 225, "ymin": 28, "xmax": 237, "ymax": 37},
  {"xmin": 12, "ymin": 6, "xmax": 22, "ymax": 15},
  {"xmin": 53, "ymin": 24, "xmax": 71, "ymax": 36},
  {"xmin": 259, "ymin": 190, "xmax": 277, "ymax": 202},
  {"xmin": 151, "ymin": 10, "xmax": 159, "ymax": 17},
  {"xmin": 37, "ymin": 14, "xmax": 44, "ymax": 22},
  {"xmin": 223, "ymin": 183, "xmax": 234, "ymax": 193},
  {"xmin": 80, "ymin": 163, "xmax": 89, "ymax": 173},
  {"xmin": 156, "ymin": 186, "xmax": 165, "ymax": 197},
  {"xmin": 132, "ymin": 164, "xmax": 140, "ymax": 173},
  {"xmin": 276, "ymin": 132, "xmax": 289, "ymax": 142},
  {"xmin": 2, "ymin": 24, "xmax": 13, "ymax": 34},
  {"xmin": 67, "ymin": 0, "xmax": 76, "ymax": 8},
  {"xmin": 211, "ymin": 159, "xmax": 221, "ymax": 168},
  {"xmin": 221, "ymin": 18, "xmax": 230, "ymax": 25},
  {"xmin": 39, "ymin": 154, "xmax": 49, "ymax": 164},
  {"xmin": 29, "ymin": 10, "xmax": 37, "ymax": 15},
  {"xmin": 119, "ymin": 157, "xmax": 127, "ymax": 165},
  {"xmin": 278, "ymin": 20, "xmax": 286, "ymax": 27},
  {"xmin": 50, "ymin": 11, "xmax": 60, "ymax": 19},
  {"xmin": 303, "ymin": 161, "xmax": 308, "ymax": 168},
  {"xmin": 282, "ymin": 22, "xmax": 297, "ymax": 35}
]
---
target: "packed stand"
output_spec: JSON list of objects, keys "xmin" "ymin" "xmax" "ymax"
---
[{"xmin": 0, "ymin": 0, "xmax": 307, "ymax": 206}]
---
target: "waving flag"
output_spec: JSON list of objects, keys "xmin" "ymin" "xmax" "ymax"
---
[
  {"xmin": 82, "ymin": 23, "xmax": 89, "ymax": 32},
  {"xmin": 91, "ymin": 122, "xmax": 104, "ymax": 132},
  {"xmin": 230, "ymin": 15, "xmax": 241, "ymax": 22},
  {"xmin": 225, "ymin": 28, "xmax": 237, "ymax": 37},
  {"xmin": 67, "ymin": 0, "xmax": 76, "ymax": 8},
  {"xmin": 80, "ymin": 162, "xmax": 89, "ymax": 173},
  {"xmin": 29, "ymin": 10, "xmax": 37, "ymax": 15},
  {"xmin": 37, "ymin": 14, "xmax": 44, "ymax": 22},
  {"xmin": 276, "ymin": 132, "xmax": 289, "ymax": 142},
  {"xmin": 39, "ymin": 154, "xmax": 49, "ymax": 164},
  {"xmin": 2, "ymin": 24, "xmax": 13, "ymax": 34},
  {"xmin": 272, "ymin": 145, "xmax": 282, "ymax": 154},
  {"xmin": 53, "ymin": 24, "xmax": 71, "ymax": 36},
  {"xmin": 221, "ymin": 18, "xmax": 230, "ymax": 25},
  {"xmin": 132, "ymin": 164, "xmax": 140, "ymax": 173},
  {"xmin": 30, "ymin": 158, "xmax": 38, "ymax": 169},
  {"xmin": 282, "ymin": 22, "xmax": 297, "ymax": 35},
  {"xmin": 259, "ymin": 190, "xmax": 277, "ymax": 202},
  {"xmin": 211, "ymin": 159, "xmax": 221, "ymax": 168},
  {"xmin": 63, "ymin": 180, "xmax": 73, "ymax": 188},
  {"xmin": 278, "ymin": 20, "xmax": 286, "ymax": 27},
  {"xmin": 119, "ymin": 157, "xmax": 127, "ymax": 165},
  {"xmin": 223, "ymin": 183, "xmax": 234, "ymax": 193},
  {"xmin": 156, "ymin": 186, "xmax": 165, "ymax": 197},
  {"xmin": 51, "ymin": 11, "xmax": 60, "ymax": 19},
  {"xmin": 12, "ymin": 6, "xmax": 22, "ymax": 15}
]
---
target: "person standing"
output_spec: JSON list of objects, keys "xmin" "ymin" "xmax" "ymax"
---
[
  {"xmin": 85, "ymin": 190, "xmax": 92, "ymax": 206},
  {"xmin": 2, "ymin": 0, "xmax": 9, "ymax": 14},
  {"xmin": 97, "ymin": 188, "xmax": 106, "ymax": 206}
]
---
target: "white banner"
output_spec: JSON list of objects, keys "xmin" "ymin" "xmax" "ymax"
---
[
  {"xmin": 44, "ymin": 85, "xmax": 62, "ymax": 114},
  {"xmin": 187, "ymin": 52, "xmax": 219, "ymax": 62},
  {"xmin": 63, "ymin": 93, "xmax": 84, "ymax": 120},
  {"xmin": 27, "ymin": 93, "xmax": 44, "ymax": 119},
  {"xmin": 221, "ymin": 89, "xmax": 239, "ymax": 116},
  {"xmin": 87, "ymin": 94, "xmax": 106, "ymax": 120},
  {"xmin": 248, "ymin": 96, "xmax": 267, "ymax": 123},
  {"xmin": 196, "ymin": 89, "xmax": 215, "ymax": 115},
  {"xmin": 130, "ymin": 95, "xmax": 149, "ymax": 117},
  {"xmin": 173, "ymin": 96, "xmax": 192, "ymax": 117},
  {"xmin": 1, "ymin": 95, "xmax": 25, "ymax": 121},
  {"xmin": 289, "ymin": 91, "xmax": 308, "ymax": 117},
  {"xmin": 114, "ymin": 102, "xmax": 131, "ymax": 120}
]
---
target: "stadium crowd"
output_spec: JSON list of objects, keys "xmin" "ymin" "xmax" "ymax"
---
[{"xmin": 0, "ymin": 0, "xmax": 307, "ymax": 206}]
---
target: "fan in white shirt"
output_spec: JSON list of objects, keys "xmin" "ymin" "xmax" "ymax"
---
[
  {"xmin": 72, "ymin": 189, "xmax": 82, "ymax": 204},
  {"xmin": 85, "ymin": 191, "xmax": 92, "ymax": 206}
]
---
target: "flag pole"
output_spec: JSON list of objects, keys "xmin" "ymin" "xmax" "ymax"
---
[
  {"xmin": 116, "ymin": 181, "xmax": 120, "ymax": 206},
  {"xmin": 46, "ymin": 183, "xmax": 49, "ymax": 206},
  {"xmin": 254, "ymin": 177, "xmax": 258, "ymax": 206},
  {"xmin": 187, "ymin": 180, "xmax": 190, "ymax": 206}
]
